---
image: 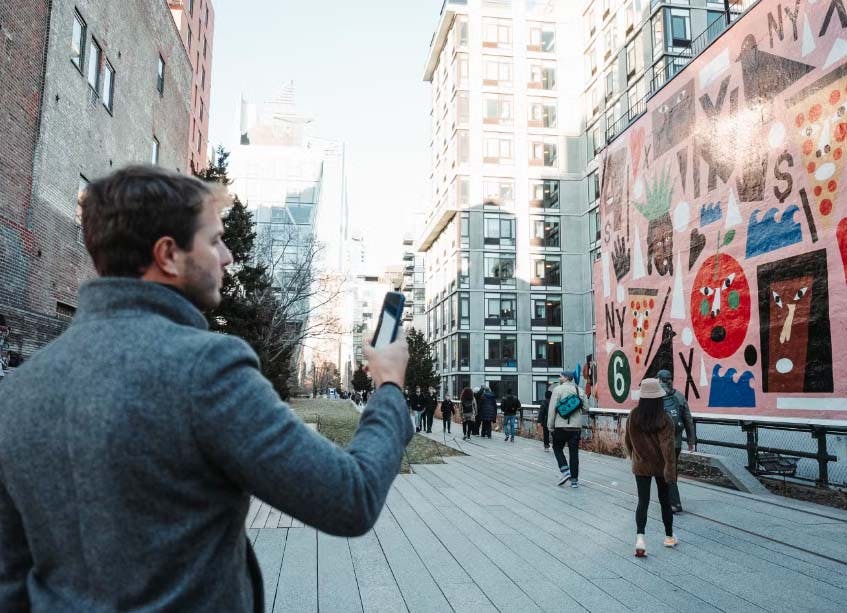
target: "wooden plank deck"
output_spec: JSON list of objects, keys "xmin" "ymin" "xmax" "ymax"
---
[{"xmin": 246, "ymin": 431, "xmax": 847, "ymax": 612}]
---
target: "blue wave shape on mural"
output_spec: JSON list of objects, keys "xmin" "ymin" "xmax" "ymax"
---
[
  {"xmin": 745, "ymin": 205, "xmax": 802, "ymax": 259},
  {"xmin": 708, "ymin": 365, "xmax": 756, "ymax": 408},
  {"xmin": 700, "ymin": 202, "xmax": 722, "ymax": 226}
]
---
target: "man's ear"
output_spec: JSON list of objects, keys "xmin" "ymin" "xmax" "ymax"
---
[{"xmin": 150, "ymin": 236, "xmax": 181, "ymax": 278}]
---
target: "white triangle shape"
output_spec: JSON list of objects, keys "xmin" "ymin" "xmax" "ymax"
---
[
  {"xmin": 632, "ymin": 225, "xmax": 646, "ymax": 279},
  {"xmin": 605, "ymin": 341, "xmax": 616, "ymax": 354},
  {"xmin": 671, "ymin": 254, "xmax": 685, "ymax": 319},
  {"xmin": 700, "ymin": 357, "xmax": 709, "ymax": 387},
  {"xmin": 601, "ymin": 250, "xmax": 611, "ymax": 298},
  {"xmin": 802, "ymin": 15, "xmax": 816, "ymax": 57},
  {"xmin": 725, "ymin": 188, "xmax": 742, "ymax": 229},
  {"xmin": 824, "ymin": 38, "xmax": 847, "ymax": 69}
]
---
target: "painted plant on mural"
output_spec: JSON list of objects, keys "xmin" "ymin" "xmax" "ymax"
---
[{"xmin": 597, "ymin": 0, "xmax": 847, "ymax": 420}]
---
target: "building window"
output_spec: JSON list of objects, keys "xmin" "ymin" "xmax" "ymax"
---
[
  {"xmin": 484, "ymin": 254, "xmax": 516, "ymax": 286},
  {"xmin": 534, "ymin": 379, "xmax": 552, "ymax": 403},
  {"xmin": 460, "ymin": 212, "xmax": 470, "ymax": 248},
  {"xmin": 483, "ymin": 179, "xmax": 514, "ymax": 208},
  {"xmin": 532, "ymin": 296, "xmax": 562, "ymax": 327},
  {"xmin": 652, "ymin": 12, "xmax": 664, "ymax": 58},
  {"xmin": 483, "ymin": 57, "xmax": 512, "ymax": 87},
  {"xmin": 528, "ymin": 100, "xmax": 557, "ymax": 128},
  {"xmin": 457, "ymin": 16, "xmax": 469, "ymax": 47},
  {"xmin": 531, "ymin": 256, "xmax": 561, "ymax": 287},
  {"xmin": 459, "ymin": 253, "xmax": 470, "ymax": 287},
  {"xmin": 151, "ymin": 137, "xmax": 160, "ymax": 165},
  {"xmin": 483, "ymin": 18, "xmax": 512, "ymax": 49},
  {"xmin": 200, "ymin": 99, "xmax": 204, "ymax": 121},
  {"xmin": 528, "ymin": 63, "xmax": 556, "ymax": 90},
  {"xmin": 455, "ymin": 54, "xmax": 469, "ymax": 88},
  {"xmin": 532, "ymin": 335, "xmax": 563, "ymax": 368},
  {"xmin": 201, "ymin": 66, "xmax": 206, "ymax": 90},
  {"xmin": 102, "ymin": 60, "xmax": 115, "ymax": 111},
  {"xmin": 87, "ymin": 39, "xmax": 102, "ymax": 92},
  {"xmin": 457, "ymin": 91, "xmax": 469, "ymax": 125},
  {"xmin": 485, "ymin": 335, "xmax": 517, "ymax": 368},
  {"xmin": 483, "ymin": 134, "xmax": 513, "ymax": 164},
  {"xmin": 669, "ymin": 9, "xmax": 692, "ymax": 48},
  {"xmin": 605, "ymin": 64, "xmax": 617, "ymax": 100},
  {"xmin": 457, "ymin": 176, "xmax": 470, "ymax": 208},
  {"xmin": 458, "ymin": 333, "xmax": 470, "ymax": 369},
  {"xmin": 459, "ymin": 292, "xmax": 470, "ymax": 329},
  {"xmin": 483, "ymin": 94, "xmax": 513, "ymax": 126},
  {"xmin": 485, "ymin": 293, "xmax": 517, "ymax": 327},
  {"xmin": 529, "ymin": 179, "xmax": 559, "ymax": 209},
  {"xmin": 528, "ymin": 22, "xmax": 555, "ymax": 52},
  {"xmin": 587, "ymin": 171, "xmax": 600, "ymax": 205},
  {"xmin": 529, "ymin": 139, "xmax": 557, "ymax": 168},
  {"xmin": 71, "ymin": 10, "xmax": 86, "ymax": 70},
  {"xmin": 157, "ymin": 56, "xmax": 165, "ymax": 95},
  {"xmin": 457, "ymin": 129, "xmax": 470, "ymax": 164},
  {"xmin": 530, "ymin": 215, "xmax": 560, "ymax": 248},
  {"xmin": 188, "ymin": 0, "xmax": 194, "ymax": 14},
  {"xmin": 488, "ymin": 376, "xmax": 518, "ymax": 399},
  {"xmin": 589, "ymin": 207, "xmax": 601, "ymax": 243},
  {"xmin": 483, "ymin": 213, "xmax": 516, "ymax": 247},
  {"xmin": 626, "ymin": 41, "xmax": 636, "ymax": 77}
]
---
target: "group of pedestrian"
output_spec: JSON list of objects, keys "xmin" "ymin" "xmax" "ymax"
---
[{"xmin": 406, "ymin": 385, "xmax": 438, "ymax": 433}]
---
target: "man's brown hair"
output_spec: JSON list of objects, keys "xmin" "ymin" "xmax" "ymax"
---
[{"xmin": 80, "ymin": 165, "xmax": 219, "ymax": 277}]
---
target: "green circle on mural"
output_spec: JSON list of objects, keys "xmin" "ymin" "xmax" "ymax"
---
[
  {"xmin": 728, "ymin": 290, "xmax": 740, "ymax": 310},
  {"xmin": 607, "ymin": 350, "xmax": 631, "ymax": 404}
]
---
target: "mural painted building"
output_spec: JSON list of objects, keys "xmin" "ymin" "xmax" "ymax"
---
[{"xmin": 595, "ymin": 0, "xmax": 847, "ymax": 421}]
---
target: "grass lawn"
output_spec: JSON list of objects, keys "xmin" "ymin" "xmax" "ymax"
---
[{"xmin": 287, "ymin": 398, "xmax": 464, "ymax": 473}]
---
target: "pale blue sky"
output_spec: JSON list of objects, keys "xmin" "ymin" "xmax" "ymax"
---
[{"xmin": 208, "ymin": 0, "xmax": 443, "ymax": 271}]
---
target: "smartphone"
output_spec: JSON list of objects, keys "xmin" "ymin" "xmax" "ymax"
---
[{"xmin": 371, "ymin": 292, "xmax": 405, "ymax": 348}]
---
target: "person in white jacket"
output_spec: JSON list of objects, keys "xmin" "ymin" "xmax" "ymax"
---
[{"xmin": 547, "ymin": 371, "xmax": 588, "ymax": 488}]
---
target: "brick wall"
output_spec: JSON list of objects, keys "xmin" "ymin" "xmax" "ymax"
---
[{"xmin": 0, "ymin": 0, "xmax": 192, "ymax": 362}]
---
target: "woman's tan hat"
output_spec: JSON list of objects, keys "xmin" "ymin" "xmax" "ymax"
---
[{"xmin": 639, "ymin": 378, "xmax": 665, "ymax": 399}]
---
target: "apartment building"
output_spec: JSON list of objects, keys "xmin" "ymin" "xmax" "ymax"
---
[
  {"xmin": 168, "ymin": 0, "xmax": 215, "ymax": 171},
  {"xmin": 0, "ymin": 0, "xmax": 192, "ymax": 364},
  {"xmin": 420, "ymin": 0, "xmax": 594, "ymax": 405}
]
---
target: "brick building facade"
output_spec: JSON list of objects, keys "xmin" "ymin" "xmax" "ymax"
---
[{"xmin": 0, "ymin": 0, "xmax": 192, "ymax": 363}]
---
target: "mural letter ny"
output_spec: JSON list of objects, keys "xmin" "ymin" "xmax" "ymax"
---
[{"xmin": 596, "ymin": 0, "xmax": 847, "ymax": 420}]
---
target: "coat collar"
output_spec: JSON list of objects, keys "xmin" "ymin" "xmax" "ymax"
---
[{"xmin": 74, "ymin": 278, "xmax": 209, "ymax": 330}]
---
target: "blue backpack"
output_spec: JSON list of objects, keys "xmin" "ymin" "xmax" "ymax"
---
[{"xmin": 555, "ymin": 394, "xmax": 583, "ymax": 419}]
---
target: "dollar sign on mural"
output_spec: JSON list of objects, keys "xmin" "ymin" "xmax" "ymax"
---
[{"xmin": 607, "ymin": 350, "xmax": 631, "ymax": 404}]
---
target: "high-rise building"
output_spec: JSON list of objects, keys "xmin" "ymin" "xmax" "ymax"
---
[
  {"xmin": 420, "ymin": 0, "xmax": 593, "ymax": 405},
  {"xmin": 0, "ymin": 0, "xmax": 192, "ymax": 364},
  {"xmin": 168, "ymin": 0, "xmax": 215, "ymax": 171}
]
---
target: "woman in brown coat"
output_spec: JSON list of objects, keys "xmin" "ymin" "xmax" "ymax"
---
[{"xmin": 623, "ymin": 378, "xmax": 678, "ymax": 557}]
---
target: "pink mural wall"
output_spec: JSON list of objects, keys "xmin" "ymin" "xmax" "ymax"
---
[{"xmin": 596, "ymin": 0, "xmax": 847, "ymax": 420}]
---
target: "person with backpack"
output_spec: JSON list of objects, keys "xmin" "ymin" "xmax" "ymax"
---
[
  {"xmin": 410, "ymin": 386, "xmax": 424, "ymax": 432},
  {"xmin": 423, "ymin": 386, "xmax": 438, "ymax": 433},
  {"xmin": 547, "ymin": 371, "xmax": 587, "ymax": 487},
  {"xmin": 440, "ymin": 393, "xmax": 455, "ymax": 434},
  {"xmin": 478, "ymin": 386, "xmax": 497, "ymax": 439},
  {"xmin": 459, "ymin": 387, "xmax": 477, "ymax": 440},
  {"xmin": 500, "ymin": 389, "xmax": 521, "ymax": 443},
  {"xmin": 656, "ymin": 369, "xmax": 696, "ymax": 513},
  {"xmin": 623, "ymin": 378, "xmax": 678, "ymax": 557},
  {"xmin": 537, "ymin": 387, "xmax": 553, "ymax": 452}
]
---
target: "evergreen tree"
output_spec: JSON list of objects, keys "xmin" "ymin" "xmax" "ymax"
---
[
  {"xmin": 352, "ymin": 364, "xmax": 372, "ymax": 392},
  {"xmin": 404, "ymin": 328, "xmax": 438, "ymax": 391}
]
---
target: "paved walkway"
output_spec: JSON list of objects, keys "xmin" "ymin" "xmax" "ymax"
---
[{"xmin": 246, "ymin": 428, "xmax": 847, "ymax": 612}]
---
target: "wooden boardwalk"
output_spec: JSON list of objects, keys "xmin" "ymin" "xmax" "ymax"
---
[{"xmin": 246, "ymin": 430, "xmax": 847, "ymax": 612}]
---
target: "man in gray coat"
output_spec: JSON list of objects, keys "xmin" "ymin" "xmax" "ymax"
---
[{"xmin": 0, "ymin": 166, "xmax": 414, "ymax": 612}]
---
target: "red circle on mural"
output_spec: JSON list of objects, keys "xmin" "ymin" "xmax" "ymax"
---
[
  {"xmin": 808, "ymin": 161, "xmax": 817, "ymax": 174},
  {"xmin": 836, "ymin": 148, "xmax": 844, "ymax": 160},
  {"xmin": 832, "ymin": 90, "xmax": 841, "ymax": 105},
  {"xmin": 821, "ymin": 199, "xmax": 833, "ymax": 215},
  {"xmin": 829, "ymin": 180, "xmax": 838, "ymax": 193},
  {"xmin": 636, "ymin": 301, "xmax": 641, "ymax": 310},
  {"xmin": 810, "ymin": 104, "xmax": 823, "ymax": 121},
  {"xmin": 803, "ymin": 139, "xmax": 814, "ymax": 155},
  {"xmin": 837, "ymin": 123, "xmax": 847, "ymax": 142},
  {"xmin": 649, "ymin": 299, "xmax": 655, "ymax": 309},
  {"xmin": 796, "ymin": 112, "xmax": 805, "ymax": 126},
  {"xmin": 643, "ymin": 320, "xmax": 649, "ymax": 330},
  {"xmin": 690, "ymin": 254, "xmax": 751, "ymax": 359},
  {"xmin": 814, "ymin": 185, "xmax": 823, "ymax": 196}
]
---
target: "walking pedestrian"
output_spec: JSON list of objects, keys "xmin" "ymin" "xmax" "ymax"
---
[
  {"xmin": 537, "ymin": 387, "xmax": 552, "ymax": 451},
  {"xmin": 440, "ymin": 394, "xmax": 455, "ymax": 434},
  {"xmin": 410, "ymin": 385, "xmax": 424, "ymax": 432},
  {"xmin": 547, "ymin": 371, "xmax": 587, "ymax": 488},
  {"xmin": 623, "ymin": 378, "xmax": 678, "ymax": 557},
  {"xmin": 472, "ymin": 386, "xmax": 483, "ymax": 436},
  {"xmin": 424, "ymin": 385, "xmax": 437, "ymax": 433},
  {"xmin": 459, "ymin": 387, "xmax": 477, "ymax": 440},
  {"xmin": 656, "ymin": 370, "xmax": 696, "ymax": 513},
  {"xmin": 478, "ymin": 386, "xmax": 497, "ymax": 438},
  {"xmin": 501, "ymin": 389, "xmax": 520, "ymax": 442},
  {"xmin": 0, "ymin": 165, "xmax": 414, "ymax": 611}
]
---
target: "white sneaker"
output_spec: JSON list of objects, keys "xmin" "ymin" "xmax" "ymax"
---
[
  {"xmin": 557, "ymin": 470, "xmax": 571, "ymax": 486},
  {"xmin": 663, "ymin": 535, "xmax": 678, "ymax": 548},
  {"xmin": 635, "ymin": 534, "xmax": 646, "ymax": 557}
]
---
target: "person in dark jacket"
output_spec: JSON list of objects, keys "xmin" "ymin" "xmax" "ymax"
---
[
  {"xmin": 478, "ymin": 386, "xmax": 498, "ymax": 438},
  {"xmin": 459, "ymin": 388, "xmax": 477, "ymax": 440},
  {"xmin": 656, "ymin": 369, "xmax": 696, "ymax": 513},
  {"xmin": 440, "ymin": 394, "xmax": 455, "ymax": 434},
  {"xmin": 410, "ymin": 386, "xmax": 424, "ymax": 432},
  {"xmin": 537, "ymin": 388, "xmax": 552, "ymax": 451},
  {"xmin": 423, "ymin": 386, "xmax": 437, "ymax": 433},
  {"xmin": 500, "ymin": 390, "xmax": 521, "ymax": 442},
  {"xmin": 623, "ymin": 378, "xmax": 678, "ymax": 557}
]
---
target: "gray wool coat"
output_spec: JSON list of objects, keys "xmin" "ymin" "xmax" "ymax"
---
[{"xmin": 0, "ymin": 279, "xmax": 413, "ymax": 612}]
